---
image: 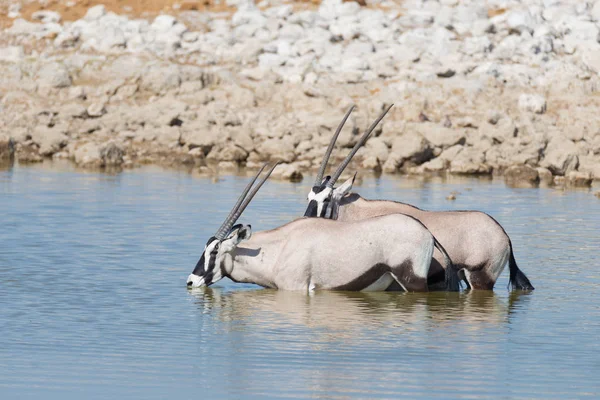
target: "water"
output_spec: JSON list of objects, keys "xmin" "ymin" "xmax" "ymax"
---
[{"xmin": 1, "ymin": 161, "xmax": 599, "ymax": 399}]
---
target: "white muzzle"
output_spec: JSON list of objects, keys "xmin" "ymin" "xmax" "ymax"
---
[{"xmin": 187, "ymin": 274, "xmax": 205, "ymax": 288}]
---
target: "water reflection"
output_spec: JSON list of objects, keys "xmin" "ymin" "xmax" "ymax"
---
[{"xmin": 189, "ymin": 288, "xmax": 531, "ymax": 335}]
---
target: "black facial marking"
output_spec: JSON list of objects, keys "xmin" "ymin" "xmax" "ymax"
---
[
  {"xmin": 312, "ymin": 185, "xmax": 326, "ymax": 194},
  {"xmin": 192, "ymin": 237, "xmax": 219, "ymax": 278},
  {"xmin": 304, "ymin": 200, "xmax": 318, "ymax": 217},
  {"xmin": 192, "ymin": 253, "xmax": 206, "ymax": 276}
]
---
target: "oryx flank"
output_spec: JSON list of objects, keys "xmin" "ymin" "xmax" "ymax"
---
[
  {"xmin": 187, "ymin": 162, "xmax": 460, "ymax": 292},
  {"xmin": 304, "ymin": 106, "xmax": 534, "ymax": 291}
]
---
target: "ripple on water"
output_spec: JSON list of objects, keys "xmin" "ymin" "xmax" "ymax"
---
[{"xmin": 0, "ymin": 163, "xmax": 599, "ymax": 399}]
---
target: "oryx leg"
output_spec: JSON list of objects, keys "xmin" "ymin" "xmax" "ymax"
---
[
  {"xmin": 461, "ymin": 248, "xmax": 509, "ymax": 290},
  {"xmin": 390, "ymin": 260, "xmax": 429, "ymax": 292},
  {"xmin": 461, "ymin": 268, "xmax": 495, "ymax": 290},
  {"xmin": 426, "ymin": 257, "xmax": 446, "ymax": 290}
]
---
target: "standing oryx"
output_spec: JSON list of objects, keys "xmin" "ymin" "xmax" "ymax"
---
[
  {"xmin": 304, "ymin": 106, "xmax": 534, "ymax": 291},
  {"xmin": 187, "ymin": 162, "xmax": 460, "ymax": 292}
]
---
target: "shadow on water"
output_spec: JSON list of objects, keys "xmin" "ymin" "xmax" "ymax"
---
[{"xmin": 188, "ymin": 288, "xmax": 533, "ymax": 334}]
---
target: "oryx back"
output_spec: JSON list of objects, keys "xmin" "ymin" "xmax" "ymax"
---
[
  {"xmin": 336, "ymin": 195, "xmax": 533, "ymax": 290},
  {"xmin": 266, "ymin": 214, "xmax": 435, "ymax": 292}
]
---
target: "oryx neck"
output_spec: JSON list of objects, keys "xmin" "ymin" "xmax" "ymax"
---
[{"xmin": 226, "ymin": 231, "xmax": 283, "ymax": 289}]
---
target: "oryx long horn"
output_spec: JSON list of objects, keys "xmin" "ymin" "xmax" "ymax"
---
[
  {"xmin": 224, "ymin": 161, "xmax": 281, "ymax": 232},
  {"xmin": 314, "ymin": 105, "xmax": 355, "ymax": 186},
  {"xmin": 214, "ymin": 163, "xmax": 268, "ymax": 240},
  {"xmin": 327, "ymin": 104, "xmax": 394, "ymax": 188}
]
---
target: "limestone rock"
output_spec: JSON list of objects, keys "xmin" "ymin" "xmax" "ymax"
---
[
  {"xmin": 38, "ymin": 62, "xmax": 72, "ymax": 88},
  {"xmin": 361, "ymin": 156, "xmax": 381, "ymax": 172},
  {"xmin": 519, "ymin": 94, "xmax": 547, "ymax": 114},
  {"xmin": 449, "ymin": 146, "xmax": 491, "ymax": 175},
  {"xmin": 181, "ymin": 124, "xmax": 226, "ymax": 154},
  {"xmin": 87, "ymin": 102, "xmax": 107, "ymax": 118},
  {"xmin": 32, "ymin": 10, "xmax": 61, "ymax": 24},
  {"xmin": 504, "ymin": 165, "xmax": 540, "ymax": 187},
  {"xmin": 536, "ymin": 167, "xmax": 553, "ymax": 184},
  {"xmin": 84, "ymin": 5, "xmax": 106, "ymax": 21},
  {"xmin": 100, "ymin": 142, "xmax": 124, "ymax": 166},
  {"xmin": 567, "ymin": 171, "xmax": 592, "ymax": 187},
  {"xmin": 32, "ymin": 126, "xmax": 68, "ymax": 156},
  {"xmin": 0, "ymin": 135, "xmax": 15, "ymax": 161},
  {"xmin": 415, "ymin": 123, "xmax": 466, "ymax": 149},
  {"xmin": 271, "ymin": 162, "xmax": 303, "ymax": 182},
  {"xmin": 541, "ymin": 137, "xmax": 579, "ymax": 175},
  {"xmin": 0, "ymin": 46, "xmax": 24, "ymax": 63},
  {"xmin": 141, "ymin": 65, "xmax": 181, "ymax": 94},
  {"xmin": 256, "ymin": 137, "xmax": 296, "ymax": 163},
  {"xmin": 74, "ymin": 142, "xmax": 102, "ymax": 166},
  {"xmin": 385, "ymin": 134, "xmax": 434, "ymax": 172},
  {"xmin": 362, "ymin": 137, "xmax": 389, "ymax": 163},
  {"xmin": 577, "ymin": 155, "xmax": 600, "ymax": 180}
]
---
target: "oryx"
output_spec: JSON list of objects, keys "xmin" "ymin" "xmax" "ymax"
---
[
  {"xmin": 304, "ymin": 106, "xmax": 534, "ymax": 291},
  {"xmin": 186, "ymin": 162, "xmax": 460, "ymax": 292}
]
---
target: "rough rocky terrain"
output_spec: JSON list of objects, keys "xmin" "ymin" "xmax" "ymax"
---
[{"xmin": 1, "ymin": 0, "xmax": 600, "ymax": 187}]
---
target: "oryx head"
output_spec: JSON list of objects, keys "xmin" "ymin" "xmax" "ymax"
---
[
  {"xmin": 304, "ymin": 104, "xmax": 393, "ymax": 219},
  {"xmin": 187, "ymin": 162, "xmax": 279, "ymax": 288}
]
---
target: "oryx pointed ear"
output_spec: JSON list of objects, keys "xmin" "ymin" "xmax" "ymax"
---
[
  {"xmin": 223, "ymin": 224, "xmax": 252, "ymax": 251},
  {"xmin": 237, "ymin": 224, "xmax": 252, "ymax": 241},
  {"xmin": 322, "ymin": 175, "xmax": 331, "ymax": 186},
  {"xmin": 332, "ymin": 173, "xmax": 356, "ymax": 199}
]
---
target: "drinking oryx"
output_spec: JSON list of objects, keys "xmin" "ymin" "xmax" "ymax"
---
[
  {"xmin": 186, "ymin": 162, "xmax": 460, "ymax": 292},
  {"xmin": 304, "ymin": 106, "xmax": 534, "ymax": 291}
]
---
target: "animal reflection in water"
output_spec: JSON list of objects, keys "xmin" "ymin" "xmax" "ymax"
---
[
  {"xmin": 189, "ymin": 288, "xmax": 532, "ymax": 337},
  {"xmin": 187, "ymin": 107, "xmax": 460, "ymax": 292}
]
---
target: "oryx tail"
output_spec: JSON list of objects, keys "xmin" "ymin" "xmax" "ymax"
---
[
  {"xmin": 507, "ymin": 240, "xmax": 534, "ymax": 291},
  {"xmin": 433, "ymin": 238, "xmax": 460, "ymax": 292}
]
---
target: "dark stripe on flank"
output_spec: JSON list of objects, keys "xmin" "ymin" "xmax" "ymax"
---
[{"xmin": 333, "ymin": 263, "xmax": 391, "ymax": 291}]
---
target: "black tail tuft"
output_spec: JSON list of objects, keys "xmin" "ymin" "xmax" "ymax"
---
[
  {"xmin": 434, "ymin": 239, "xmax": 460, "ymax": 292},
  {"xmin": 508, "ymin": 241, "xmax": 534, "ymax": 291}
]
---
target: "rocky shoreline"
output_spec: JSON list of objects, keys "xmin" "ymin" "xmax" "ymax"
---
[{"xmin": 1, "ymin": 0, "xmax": 600, "ymax": 187}]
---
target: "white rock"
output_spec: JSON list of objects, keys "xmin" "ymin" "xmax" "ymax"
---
[
  {"xmin": 32, "ymin": 126, "xmax": 68, "ymax": 156},
  {"xmin": 241, "ymin": 67, "xmax": 266, "ymax": 81},
  {"xmin": 74, "ymin": 142, "xmax": 102, "ymax": 165},
  {"xmin": 329, "ymin": 16, "xmax": 361, "ymax": 40},
  {"xmin": 8, "ymin": 3, "xmax": 21, "ymax": 18},
  {"xmin": 0, "ymin": 46, "xmax": 24, "ymax": 63},
  {"xmin": 518, "ymin": 94, "xmax": 547, "ymax": 114},
  {"xmin": 87, "ymin": 102, "xmax": 106, "ymax": 117},
  {"xmin": 7, "ymin": 18, "xmax": 45, "ymax": 36},
  {"xmin": 258, "ymin": 53, "xmax": 285, "ymax": 69},
  {"xmin": 37, "ymin": 62, "xmax": 72, "ymax": 88},
  {"xmin": 151, "ymin": 15, "xmax": 177, "ymax": 32},
  {"xmin": 140, "ymin": 65, "xmax": 181, "ymax": 93},
  {"xmin": 265, "ymin": 5, "xmax": 293, "ymax": 19},
  {"xmin": 592, "ymin": 1, "xmax": 600, "ymax": 22},
  {"xmin": 440, "ymin": 0, "xmax": 458, "ymax": 6},
  {"xmin": 541, "ymin": 137, "xmax": 579, "ymax": 175},
  {"xmin": 582, "ymin": 50, "xmax": 600, "ymax": 74},
  {"xmin": 416, "ymin": 124, "xmax": 465, "ymax": 149},
  {"xmin": 506, "ymin": 9, "xmax": 534, "ymax": 34},
  {"xmin": 462, "ymin": 36, "xmax": 493, "ymax": 56},
  {"xmin": 32, "ymin": 10, "xmax": 61, "ymax": 24},
  {"xmin": 84, "ymin": 5, "xmax": 106, "ymax": 21},
  {"xmin": 54, "ymin": 31, "xmax": 80, "ymax": 48}
]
